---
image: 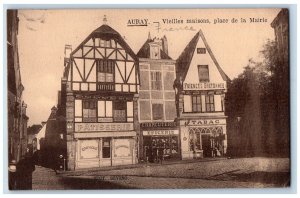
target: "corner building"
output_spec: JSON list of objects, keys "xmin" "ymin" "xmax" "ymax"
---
[
  {"xmin": 63, "ymin": 24, "xmax": 140, "ymax": 170},
  {"xmin": 174, "ymin": 30, "xmax": 230, "ymax": 159}
]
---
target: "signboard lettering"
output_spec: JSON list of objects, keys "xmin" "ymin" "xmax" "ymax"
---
[
  {"xmin": 75, "ymin": 123, "xmax": 133, "ymax": 132},
  {"xmin": 184, "ymin": 119, "xmax": 226, "ymax": 126},
  {"xmin": 183, "ymin": 83, "xmax": 226, "ymax": 90},
  {"xmin": 141, "ymin": 122, "xmax": 177, "ymax": 128},
  {"xmin": 143, "ymin": 130, "xmax": 179, "ymax": 136}
]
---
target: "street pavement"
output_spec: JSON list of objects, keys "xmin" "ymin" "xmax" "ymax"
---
[{"xmin": 32, "ymin": 157, "xmax": 290, "ymax": 190}]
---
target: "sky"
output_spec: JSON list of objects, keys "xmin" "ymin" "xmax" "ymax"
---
[{"xmin": 17, "ymin": 8, "xmax": 280, "ymax": 125}]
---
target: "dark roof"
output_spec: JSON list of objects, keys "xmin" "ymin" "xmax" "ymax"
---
[
  {"xmin": 176, "ymin": 30, "xmax": 230, "ymax": 82},
  {"xmin": 137, "ymin": 38, "xmax": 172, "ymax": 60},
  {"xmin": 71, "ymin": 24, "xmax": 137, "ymax": 61}
]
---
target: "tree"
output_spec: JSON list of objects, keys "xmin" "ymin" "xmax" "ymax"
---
[{"xmin": 226, "ymin": 40, "xmax": 289, "ymax": 157}]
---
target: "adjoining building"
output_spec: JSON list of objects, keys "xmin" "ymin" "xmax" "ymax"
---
[
  {"xmin": 7, "ymin": 10, "xmax": 29, "ymax": 164},
  {"xmin": 270, "ymin": 9, "xmax": 289, "ymax": 156},
  {"xmin": 137, "ymin": 34, "xmax": 178, "ymax": 162},
  {"xmin": 174, "ymin": 30, "xmax": 230, "ymax": 159},
  {"xmin": 62, "ymin": 22, "xmax": 140, "ymax": 170}
]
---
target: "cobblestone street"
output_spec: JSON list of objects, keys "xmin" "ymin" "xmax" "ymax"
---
[{"xmin": 32, "ymin": 157, "xmax": 290, "ymax": 190}]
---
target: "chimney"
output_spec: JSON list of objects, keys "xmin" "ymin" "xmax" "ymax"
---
[
  {"xmin": 148, "ymin": 32, "xmax": 151, "ymax": 40},
  {"xmin": 49, "ymin": 106, "xmax": 58, "ymax": 119},
  {"xmin": 162, "ymin": 35, "xmax": 168, "ymax": 55},
  {"xmin": 64, "ymin": 44, "xmax": 72, "ymax": 66}
]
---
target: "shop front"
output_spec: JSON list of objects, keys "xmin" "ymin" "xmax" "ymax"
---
[
  {"xmin": 180, "ymin": 118, "xmax": 227, "ymax": 159},
  {"xmin": 73, "ymin": 123, "xmax": 137, "ymax": 169},
  {"xmin": 140, "ymin": 122, "xmax": 180, "ymax": 162}
]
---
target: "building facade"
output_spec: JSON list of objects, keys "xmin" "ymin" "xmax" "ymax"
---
[
  {"xmin": 174, "ymin": 30, "xmax": 230, "ymax": 159},
  {"xmin": 63, "ymin": 24, "xmax": 140, "ymax": 170},
  {"xmin": 7, "ymin": 10, "xmax": 29, "ymax": 163},
  {"xmin": 137, "ymin": 35, "xmax": 178, "ymax": 162},
  {"xmin": 270, "ymin": 9, "xmax": 290, "ymax": 156}
]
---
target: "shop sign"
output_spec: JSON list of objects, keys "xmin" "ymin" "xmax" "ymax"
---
[
  {"xmin": 140, "ymin": 122, "xmax": 177, "ymax": 128},
  {"xmin": 75, "ymin": 123, "xmax": 133, "ymax": 132},
  {"xmin": 184, "ymin": 119, "xmax": 226, "ymax": 126},
  {"xmin": 114, "ymin": 139, "xmax": 131, "ymax": 157},
  {"xmin": 183, "ymin": 82, "xmax": 226, "ymax": 90},
  {"xmin": 80, "ymin": 140, "xmax": 99, "ymax": 159},
  {"xmin": 143, "ymin": 130, "xmax": 179, "ymax": 136}
]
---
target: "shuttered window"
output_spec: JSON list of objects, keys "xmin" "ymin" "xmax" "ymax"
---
[
  {"xmin": 97, "ymin": 60, "xmax": 114, "ymax": 83},
  {"xmin": 82, "ymin": 100, "xmax": 97, "ymax": 122}
]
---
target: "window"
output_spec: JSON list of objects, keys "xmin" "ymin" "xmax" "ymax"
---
[
  {"xmin": 192, "ymin": 95, "xmax": 201, "ymax": 112},
  {"xmin": 205, "ymin": 94, "xmax": 215, "ymax": 112},
  {"xmin": 150, "ymin": 46, "xmax": 160, "ymax": 59},
  {"xmin": 198, "ymin": 65, "xmax": 209, "ymax": 82},
  {"xmin": 152, "ymin": 103, "xmax": 164, "ymax": 120},
  {"xmin": 113, "ymin": 101, "xmax": 126, "ymax": 122},
  {"xmin": 151, "ymin": 71, "xmax": 162, "ymax": 90},
  {"xmin": 98, "ymin": 100, "xmax": 113, "ymax": 122},
  {"xmin": 97, "ymin": 60, "xmax": 114, "ymax": 83},
  {"xmin": 102, "ymin": 138, "xmax": 111, "ymax": 158},
  {"xmin": 83, "ymin": 100, "xmax": 97, "ymax": 122},
  {"xmin": 197, "ymin": 48, "xmax": 206, "ymax": 54}
]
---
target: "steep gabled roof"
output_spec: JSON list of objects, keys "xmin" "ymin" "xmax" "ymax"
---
[
  {"xmin": 70, "ymin": 24, "xmax": 138, "ymax": 61},
  {"xmin": 176, "ymin": 30, "xmax": 230, "ymax": 82},
  {"xmin": 176, "ymin": 32, "xmax": 200, "ymax": 80},
  {"xmin": 137, "ymin": 38, "xmax": 172, "ymax": 60}
]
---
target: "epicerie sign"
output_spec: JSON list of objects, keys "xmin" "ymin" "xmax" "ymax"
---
[
  {"xmin": 75, "ymin": 123, "xmax": 133, "ymax": 132},
  {"xmin": 185, "ymin": 119, "xmax": 226, "ymax": 126},
  {"xmin": 143, "ymin": 130, "xmax": 179, "ymax": 136},
  {"xmin": 183, "ymin": 83, "xmax": 226, "ymax": 90}
]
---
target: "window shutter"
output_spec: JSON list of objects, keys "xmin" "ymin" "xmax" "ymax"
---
[{"xmin": 183, "ymin": 95, "xmax": 192, "ymax": 112}]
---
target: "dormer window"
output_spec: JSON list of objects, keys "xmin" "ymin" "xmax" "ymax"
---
[
  {"xmin": 198, "ymin": 65, "xmax": 209, "ymax": 82},
  {"xmin": 150, "ymin": 45, "xmax": 160, "ymax": 59}
]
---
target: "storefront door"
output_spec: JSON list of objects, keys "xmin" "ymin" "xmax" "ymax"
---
[
  {"xmin": 144, "ymin": 136, "xmax": 179, "ymax": 162},
  {"xmin": 202, "ymin": 135, "xmax": 212, "ymax": 157}
]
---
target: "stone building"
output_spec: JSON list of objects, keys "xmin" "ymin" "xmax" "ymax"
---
[
  {"xmin": 7, "ymin": 10, "xmax": 29, "ymax": 163},
  {"xmin": 137, "ymin": 34, "xmax": 178, "ymax": 162}
]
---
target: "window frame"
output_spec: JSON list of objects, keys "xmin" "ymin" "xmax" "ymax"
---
[
  {"xmin": 150, "ymin": 71, "xmax": 162, "ymax": 90},
  {"xmin": 152, "ymin": 103, "xmax": 164, "ymax": 121},
  {"xmin": 197, "ymin": 48, "xmax": 206, "ymax": 54},
  {"xmin": 113, "ymin": 100, "xmax": 127, "ymax": 122},
  {"xmin": 97, "ymin": 59, "xmax": 115, "ymax": 83},
  {"xmin": 82, "ymin": 100, "xmax": 97, "ymax": 122},
  {"xmin": 205, "ymin": 94, "xmax": 215, "ymax": 112},
  {"xmin": 192, "ymin": 95, "xmax": 202, "ymax": 113},
  {"xmin": 198, "ymin": 65, "xmax": 209, "ymax": 82}
]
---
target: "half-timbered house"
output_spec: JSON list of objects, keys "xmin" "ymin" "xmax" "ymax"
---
[
  {"xmin": 62, "ymin": 24, "xmax": 139, "ymax": 170},
  {"xmin": 174, "ymin": 30, "xmax": 230, "ymax": 160}
]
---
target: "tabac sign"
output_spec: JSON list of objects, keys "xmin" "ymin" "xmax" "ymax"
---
[
  {"xmin": 75, "ymin": 123, "xmax": 134, "ymax": 132},
  {"xmin": 183, "ymin": 82, "xmax": 226, "ymax": 90},
  {"xmin": 184, "ymin": 119, "xmax": 226, "ymax": 126}
]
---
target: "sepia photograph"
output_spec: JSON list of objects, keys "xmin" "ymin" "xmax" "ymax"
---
[{"xmin": 6, "ymin": 7, "xmax": 291, "ymax": 190}]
